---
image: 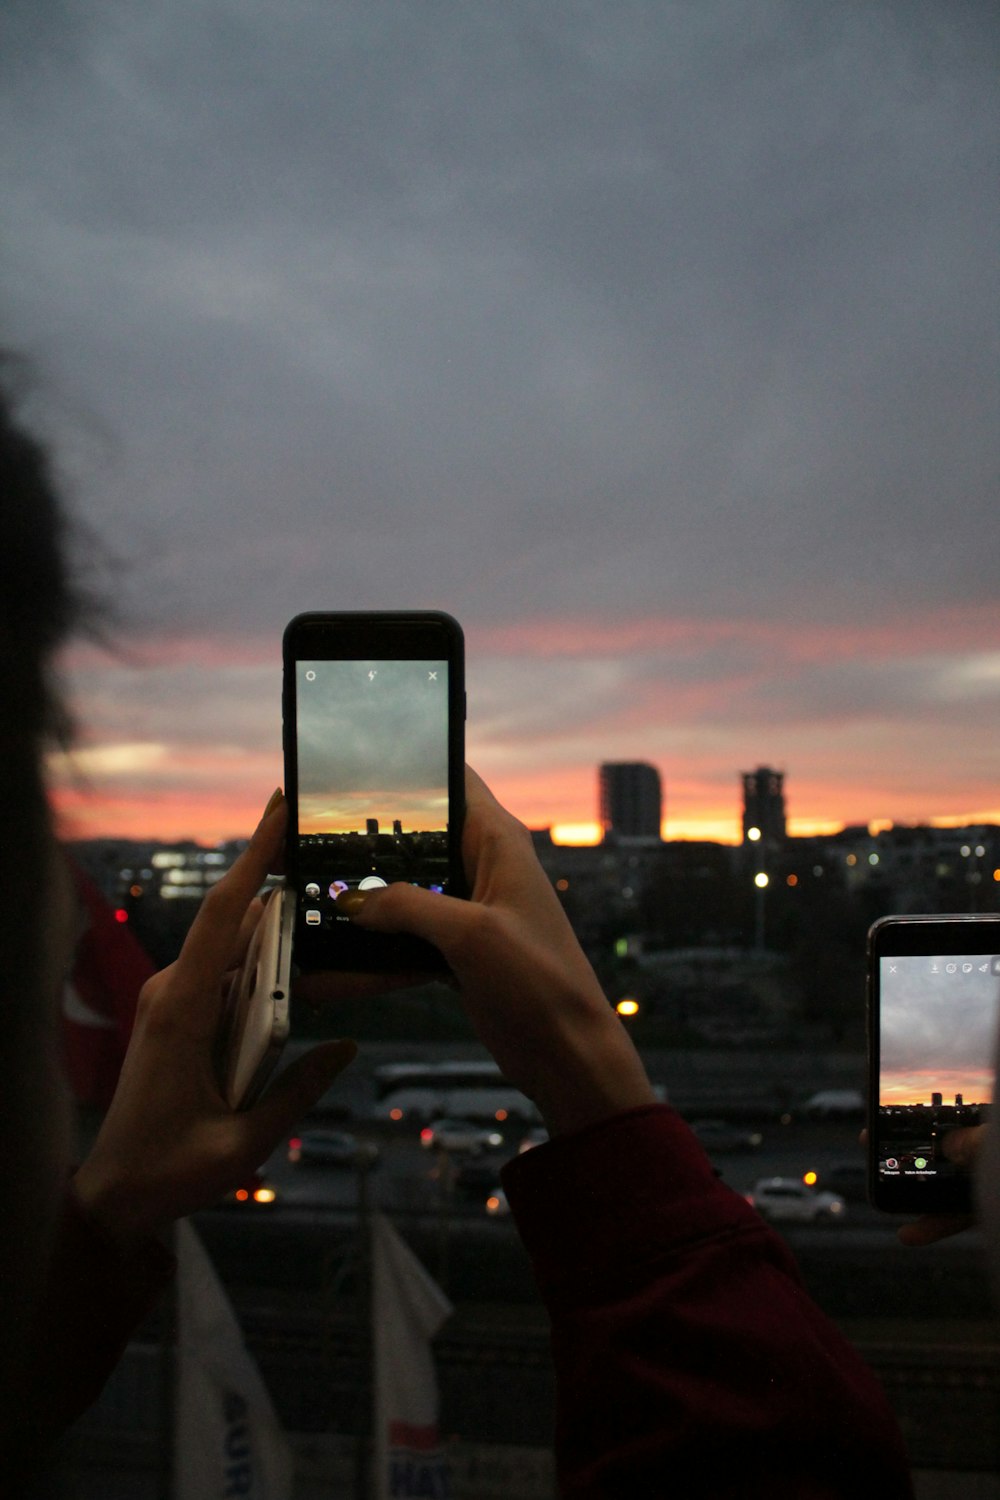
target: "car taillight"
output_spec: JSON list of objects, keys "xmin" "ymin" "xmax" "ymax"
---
[{"xmin": 420, "ymin": 1127, "xmax": 433, "ymax": 1145}]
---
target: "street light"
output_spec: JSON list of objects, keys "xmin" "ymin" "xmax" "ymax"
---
[{"xmin": 753, "ymin": 871, "xmax": 768, "ymax": 953}]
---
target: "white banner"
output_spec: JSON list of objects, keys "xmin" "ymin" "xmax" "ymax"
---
[
  {"xmin": 174, "ymin": 1219, "xmax": 294, "ymax": 1500},
  {"xmin": 372, "ymin": 1212, "xmax": 453, "ymax": 1500}
]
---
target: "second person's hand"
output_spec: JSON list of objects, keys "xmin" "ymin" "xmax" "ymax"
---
[{"xmin": 300, "ymin": 767, "xmax": 656, "ymax": 1138}]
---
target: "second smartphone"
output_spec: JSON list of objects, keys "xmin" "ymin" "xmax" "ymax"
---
[
  {"xmin": 867, "ymin": 913, "xmax": 1000, "ymax": 1215},
  {"xmin": 282, "ymin": 611, "xmax": 466, "ymax": 972}
]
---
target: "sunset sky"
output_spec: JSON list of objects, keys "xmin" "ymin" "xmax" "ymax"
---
[{"xmin": 4, "ymin": 3, "xmax": 997, "ymax": 847}]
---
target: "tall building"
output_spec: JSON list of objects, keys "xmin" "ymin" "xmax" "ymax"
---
[
  {"xmin": 741, "ymin": 766, "xmax": 786, "ymax": 848},
  {"xmin": 599, "ymin": 762, "xmax": 663, "ymax": 844}
]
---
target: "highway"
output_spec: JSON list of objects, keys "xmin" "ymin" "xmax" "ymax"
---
[{"xmin": 250, "ymin": 1115, "xmax": 886, "ymax": 1222}]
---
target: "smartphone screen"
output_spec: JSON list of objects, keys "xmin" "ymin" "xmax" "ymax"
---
[
  {"xmin": 868, "ymin": 916, "xmax": 1000, "ymax": 1214},
  {"xmin": 283, "ymin": 613, "xmax": 465, "ymax": 972}
]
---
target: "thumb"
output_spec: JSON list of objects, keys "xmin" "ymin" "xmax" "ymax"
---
[
  {"xmin": 337, "ymin": 883, "xmax": 475, "ymax": 956},
  {"xmin": 245, "ymin": 1038, "xmax": 358, "ymax": 1145}
]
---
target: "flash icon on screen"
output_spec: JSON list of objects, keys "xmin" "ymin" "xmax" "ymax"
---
[{"xmin": 367, "ymin": 670, "xmax": 377, "ymax": 682}]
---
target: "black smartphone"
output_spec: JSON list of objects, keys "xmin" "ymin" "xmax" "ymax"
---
[
  {"xmin": 282, "ymin": 611, "xmax": 466, "ymax": 972},
  {"xmin": 867, "ymin": 914, "xmax": 1000, "ymax": 1215}
]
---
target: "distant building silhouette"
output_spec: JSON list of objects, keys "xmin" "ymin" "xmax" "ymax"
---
[
  {"xmin": 599, "ymin": 762, "xmax": 662, "ymax": 844},
  {"xmin": 741, "ymin": 766, "xmax": 786, "ymax": 848}
]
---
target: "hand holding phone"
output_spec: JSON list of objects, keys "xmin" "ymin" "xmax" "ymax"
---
[
  {"xmin": 299, "ymin": 767, "xmax": 657, "ymax": 1139},
  {"xmin": 867, "ymin": 915, "xmax": 999, "ymax": 1216},
  {"xmin": 217, "ymin": 883, "xmax": 294, "ymax": 1109}
]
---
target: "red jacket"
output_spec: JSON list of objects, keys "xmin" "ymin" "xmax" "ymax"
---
[
  {"xmin": 25, "ymin": 1107, "xmax": 913, "ymax": 1497},
  {"xmin": 502, "ymin": 1103, "xmax": 913, "ymax": 1498}
]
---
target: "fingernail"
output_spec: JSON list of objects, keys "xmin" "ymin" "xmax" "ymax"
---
[
  {"xmin": 259, "ymin": 788, "xmax": 284, "ymax": 824},
  {"xmin": 336, "ymin": 890, "xmax": 369, "ymax": 918}
]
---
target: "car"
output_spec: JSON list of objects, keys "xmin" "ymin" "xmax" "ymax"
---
[
  {"xmin": 420, "ymin": 1118, "xmax": 504, "ymax": 1155},
  {"xmin": 221, "ymin": 1172, "xmax": 278, "ymax": 1209},
  {"xmin": 690, "ymin": 1119, "xmax": 763, "ymax": 1153},
  {"xmin": 799, "ymin": 1089, "xmax": 864, "ymax": 1120},
  {"xmin": 288, "ymin": 1130, "xmax": 379, "ymax": 1168},
  {"xmin": 744, "ymin": 1177, "xmax": 847, "ymax": 1224},
  {"xmin": 377, "ymin": 1088, "xmax": 444, "ymax": 1124}
]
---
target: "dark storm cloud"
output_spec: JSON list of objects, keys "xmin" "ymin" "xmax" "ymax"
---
[
  {"xmin": 881, "ymin": 957, "xmax": 999, "ymax": 1077},
  {"xmin": 3, "ymin": 0, "xmax": 997, "ymax": 641},
  {"xmin": 296, "ymin": 659, "xmax": 447, "ymax": 798}
]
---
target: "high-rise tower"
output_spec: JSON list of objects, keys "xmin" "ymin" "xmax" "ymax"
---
[
  {"xmin": 599, "ymin": 762, "xmax": 663, "ymax": 844},
  {"xmin": 741, "ymin": 766, "xmax": 786, "ymax": 848}
]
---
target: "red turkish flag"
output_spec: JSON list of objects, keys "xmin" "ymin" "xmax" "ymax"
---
[{"xmin": 60, "ymin": 859, "xmax": 155, "ymax": 1110}]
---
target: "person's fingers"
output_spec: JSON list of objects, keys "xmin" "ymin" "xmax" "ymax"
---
[
  {"xmin": 336, "ymin": 882, "xmax": 483, "ymax": 963},
  {"xmin": 940, "ymin": 1124, "xmax": 984, "ymax": 1169},
  {"xmin": 173, "ymin": 794, "xmax": 286, "ymax": 989},
  {"xmin": 240, "ymin": 1039, "xmax": 357, "ymax": 1153},
  {"xmin": 228, "ymin": 894, "xmax": 267, "ymax": 971},
  {"xmin": 898, "ymin": 1213, "xmax": 974, "ymax": 1247}
]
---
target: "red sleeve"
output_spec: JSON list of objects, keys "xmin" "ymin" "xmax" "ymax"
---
[
  {"xmin": 501, "ymin": 1104, "xmax": 913, "ymax": 1500},
  {"xmin": 19, "ymin": 1181, "xmax": 176, "ymax": 1464}
]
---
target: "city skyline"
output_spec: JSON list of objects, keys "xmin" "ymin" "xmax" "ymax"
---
[
  {"xmin": 299, "ymin": 802, "xmax": 449, "ymax": 838},
  {"xmin": 49, "ymin": 684, "xmax": 1000, "ymax": 848},
  {"xmin": 6, "ymin": 5, "xmax": 996, "ymax": 847},
  {"xmin": 878, "ymin": 1073, "xmax": 994, "ymax": 1110}
]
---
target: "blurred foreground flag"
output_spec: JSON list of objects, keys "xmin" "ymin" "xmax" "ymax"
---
[
  {"xmin": 373, "ymin": 1211, "xmax": 453, "ymax": 1500},
  {"xmin": 174, "ymin": 1220, "xmax": 293, "ymax": 1500},
  {"xmin": 61, "ymin": 858, "xmax": 154, "ymax": 1109}
]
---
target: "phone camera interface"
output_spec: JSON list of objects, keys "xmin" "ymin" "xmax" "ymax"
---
[
  {"xmin": 294, "ymin": 659, "xmax": 452, "ymax": 918},
  {"xmin": 877, "ymin": 951, "xmax": 996, "ymax": 1189}
]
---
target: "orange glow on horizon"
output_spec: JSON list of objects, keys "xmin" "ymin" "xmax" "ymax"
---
[
  {"xmin": 550, "ymin": 822, "xmax": 602, "ymax": 846},
  {"xmin": 50, "ymin": 775, "xmax": 1000, "ymax": 850},
  {"xmin": 50, "ymin": 786, "xmax": 275, "ymax": 845},
  {"xmin": 880, "ymin": 1069, "xmax": 994, "ymax": 1108}
]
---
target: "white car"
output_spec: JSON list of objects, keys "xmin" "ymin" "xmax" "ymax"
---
[
  {"xmin": 800, "ymin": 1089, "xmax": 864, "ymax": 1120},
  {"xmin": 420, "ymin": 1118, "xmax": 504, "ymax": 1155},
  {"xmin": 288, "ymin": 1130, "xmax": 379, "ymax": 1168},
  {"xmin": 745, "ymin": 1177, "xmax": 847, "ymax": 1224}
]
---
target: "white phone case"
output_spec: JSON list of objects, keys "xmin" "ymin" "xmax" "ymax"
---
[{"xmin": 219, "ymin": 882, "xmax": 294, "ymax": 1109}]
